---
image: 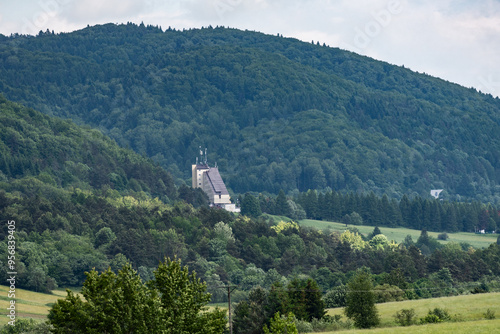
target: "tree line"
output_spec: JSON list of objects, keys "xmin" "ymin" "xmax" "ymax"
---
[{"xmin": 241, "ymin": 189, "xmax": 499, "ymax": 233}]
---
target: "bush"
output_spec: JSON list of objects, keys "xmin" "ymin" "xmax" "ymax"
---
[
  {"xmin": 294, "ymin": 320, "xmax": 313, "ymax": 333},
  {"xmin": 394, "ymin": 308, "xmax": 416, "ymax": 326},
  {"xmin": 437, "ymin": 233, "xmax": 449, "ymax": 240},
  {"xmin": 420, "ymin": 308, "xmax": 451, "ymax": 324},
  {"xmin": 420, "ymin": 314, "xmax": 441, "ymax": 324},
  {"xmin": 0, "ymin": 319, "xmax": 53, "ymax": 333},
  {"xmin": 430, "ymin": 307, "xmax": 451, "ymax": 321},
  {"xmin": 484, "ymin": 309, "xmax": 496, "ymax": 320},
  {"xmin": 295, "ymin": 316, "xmax": 353, "ymax": 333},
  {"xmin": 373, "ymin": 284, "xmax": 405, "ymax": 303},
  {"xmin": 323, "ymin": 285, "xmax": 347, "ymax": 308}
]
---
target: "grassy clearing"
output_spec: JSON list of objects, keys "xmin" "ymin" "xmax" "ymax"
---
[
  {"xmin": 324, "ymin": 292, "xmax": 500, "ymax": 333},
  {"xmin": 317, "ymin": 319, "xmax": 500, "ymax": 334},
  {"xmin": 298, "ymin": 219, "xmax": 497, "ymax": 249},
  {"xmin": 0, "ymin": 285, "xmax": 77, "ymax": 326}
]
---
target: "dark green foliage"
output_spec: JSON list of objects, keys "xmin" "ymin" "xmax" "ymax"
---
[
  {"xmin": 438, "ymin": 232, "xmax": 449, "ymax": 240},
  {"xmin": 2, "ymin": 24, "xmax": 500, "ymax": 202},
  {"xmin": 275, "ymin": 190, "xmax": 292, "ymax": 217},
  {"xmin": 178, "ymin": 184, "xmax": 209, "ymax": 207},
  {"xmin": 344, "ymin": 269, "xmax": 380, "ymax": 329},
  {"xmin": 0, "ymin": 319, "xmax": 52, "ymax": 333},
  {"xmin": 1, "ymin": 96, "xmax": 500, "ymax": 310},
  {"xmin": 0, "ymin": 95, "xmax": 176, "ymax": 199},
  {"xmin": 233, "ymin": 278, "xmax": 326, "ymax": 333},
  {"xmin": 49, "ymin": 264, "xmax": 165, "ymax": 333},
  {"xmin": 416, "ymin": 229, "xmax": 442, "ymax": 254},
  {"xmin": 368, "ymin": 226, "xmax": 382, "ymax": 239},
  {"xmin": 394, "ymin": 308, "xmax": 416, "ymax": 326},
  {"xmin": 286, "ymin": 278, "xmax": 308, "ymax": 321},
  {"xmin": 484, "ymin": 309, "xmax": 496, "ymax": 320},
  {"xmin": 265, "ymin": 282, "xmax": 289, "ymax": 321},
  {"xmin": 373, "ymin": 284, "xmax": 405, "ymax": 303},
  {"xmin": 263, "ymin": 312, "xmax": 298, "ymax": 334},
  {"xmin": 149, "ymin": 257, "xmax": 226, "ymax": 333},
  {"xmin": 419, "ymin": 308, "xmax": 451, "ymax": 324},
  {"xmin": 94, "ymin": 227, "xmax": 116, "ymax": 248},
  {"xmin": 241, "ymin": 193, "xmax": 262, "ymax": 218},
  {"xmin": 304, "ymin": 279, "xmax": 326, "ymax": 320},
  {"xmin": 48, "ymin": 259, "xmax": 226, "ymax": 334},
  {"xmin": 233, "ymin": 287, "xmax": 269, "ymax": 334},
  {"xmin": 294, "ymin": 189, "xmax": 496, "ymax": 233},
  {"xmin": 323, "ymin": 285, "xmax": 347, "ymax": 308}
]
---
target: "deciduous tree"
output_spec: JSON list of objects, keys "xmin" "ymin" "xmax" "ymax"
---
[
  {"xmin": 344, "ymin": 268, "xmax": 380, "ymax": 329},
  {"xmin": 48, "ymin": 259, "xmax": 226, "ymax": 334}
]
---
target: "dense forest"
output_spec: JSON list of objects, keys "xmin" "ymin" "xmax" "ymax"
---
[
  {"xmin": 1, "ymin": 23, "xmax": 500, "ymax": 332},
  {"xmin": 1, "ymin": 23, "xmax": 500, "ymax": 202},
  {"xmin": 0, "ymin": 95, "xmax": 499, "ymax": 333}
]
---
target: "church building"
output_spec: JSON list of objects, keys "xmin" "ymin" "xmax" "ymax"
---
[{"xmin": 192, "ymin": 149, "xmax": 239, "ymax": 212}]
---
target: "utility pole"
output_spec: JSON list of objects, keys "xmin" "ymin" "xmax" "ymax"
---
[
  {"xmin": 228, "ymin": 286, "xmax": 233, "ymax": 334},
  {"xmin": 218, "ymin": 284, "xmax": 238, "ymax": 334}
]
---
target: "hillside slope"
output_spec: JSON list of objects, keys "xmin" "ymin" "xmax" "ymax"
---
[
  {"xmin": 0, "ymin": 94, "xmax": 176, "ymax": 200},
  {"xmin": 1, "ymin": 23, "xmax": 500, "ymax": 201}
]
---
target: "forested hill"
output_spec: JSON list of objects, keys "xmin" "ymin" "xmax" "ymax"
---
[
  {"xmin": 1, "ymin": 23, "xmax": 500, "ymax": 202},
  {"xmin": 0, "ymin": 94, "xmax": 176, "ymax": 200}
]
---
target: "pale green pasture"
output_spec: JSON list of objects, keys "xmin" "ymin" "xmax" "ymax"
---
[
  {"xmin": 325, "ymin": 292, "xmax": 500, "ymax": 332},
  {"xmin": 298, "ymin": 219, "xmax": 497, "ymax": 249},
  {"xmin": 317, "ymin": 319, "xmax": 500, "ymax": 334},
  {"xmin": 0, "ymin": 285, "xmax": 77, "ymax": 326}
]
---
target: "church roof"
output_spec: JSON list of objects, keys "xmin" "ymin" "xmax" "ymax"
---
[{"xmin": 205, "ymin": 167, "xmax": 229, "ymax": 196}]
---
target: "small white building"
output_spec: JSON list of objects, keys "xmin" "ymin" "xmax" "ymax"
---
[{"xmin": 192, "ymin": 152, "xmax": 239, "ymax": 212}]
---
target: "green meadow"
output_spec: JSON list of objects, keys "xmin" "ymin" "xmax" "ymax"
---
[
  {"xmin": 322, "ymin": 319, "xmax": 500, "ymax": 334},
  {"xmin": 0, "ymin": 285, "xmax": 69, "ymax": 326},
  {"xmin": 322, "ymin": 292, "xmax": 500, "ymax": 333},
  {"xmin": 327, "ymin": 292, "xmax": 500, "ymax": 324},
  {"xmin": 298, "ymin": 219, "xmax": 498, "ymax": 249}
]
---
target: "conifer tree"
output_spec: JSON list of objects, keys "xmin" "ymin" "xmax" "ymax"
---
[
  {"xmin": 304, "ymin": 279, "xmax": 326, "ymax": 320},
  {"xmin": 241, "ymin": 193, "xmax": 262, "ymax": 218},
  {"xmin": 275, "ymin": 189, "xmax": 292, "ymax": 217}
]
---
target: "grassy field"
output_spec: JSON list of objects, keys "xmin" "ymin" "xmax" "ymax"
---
[
  {"xmin": 0, "ymin": 285, "xmax": 70, "ymax": 326},
  {"xmin": 323, "ymin": 292, "xmax": 500, "ymax": 333},
  {"xmin": 321, "ymin": 319, "xmax": 500, "ymax": 334},
  {"xmin": 298, "ymin": 219, "xmax": 498, "ymax": 249}
]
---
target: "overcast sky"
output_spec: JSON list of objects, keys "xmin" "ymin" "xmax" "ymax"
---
[{"xmin": 1, "ymin": 0, "xmax": 499, "ymax": 97}]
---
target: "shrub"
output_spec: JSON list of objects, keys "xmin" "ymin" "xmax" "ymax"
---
[
  {"xmin": 294, "ymin": 320, "xmax": 312, "ymax": 333},
  {"xmin": 295, "ymin": 315, "xmax": 353, "ymax": 333},
  {"xmin": 437, "ymin": 233, "xmax": 449, "ymax": 240},
  {"xmin": 394, "ymin": 308, "xmax": 416, "ymax": 326},
  {"xmin": 373, "ymin": 284, "xmax": 405, "ymax": 303},
  {"xmin": 484, "ymin": 309, "xmax": 496, "ymax": 320},
  {"xmin": 323, "ymin": 285, "xmax": 347, "ymax": 308},
  {"xmin": 430, "ymin": 307, "xmax": 451, "ymax": 321},
  {"xmin": 420, "ymin": 314, "xmax": 441, "ymax": 324},
  {"xmin": 420, "ymin": 308, "xmax": 451, "ymax": 324}
]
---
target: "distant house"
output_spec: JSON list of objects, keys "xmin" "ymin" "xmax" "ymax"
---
[
  {"xmin": 192, "ymin": 152, "xmax": 239, "ymax": 212},
  {"xmin": 430, "ymin": 189, "xmax": 444, "ymax": 199}
]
